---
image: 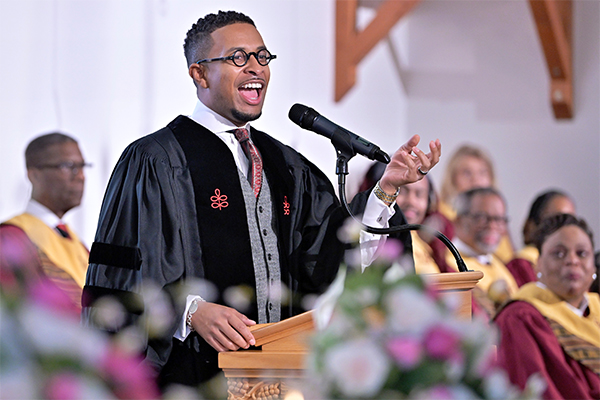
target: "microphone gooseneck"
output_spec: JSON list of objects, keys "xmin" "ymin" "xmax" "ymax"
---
[{"xmin": 337, "ymin": 171, "xmax": 468, "ymax": 273}]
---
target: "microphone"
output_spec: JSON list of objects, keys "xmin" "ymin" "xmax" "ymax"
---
[{"xmin": 288, "ymin": 104, "xmax": 391, "ymax": 164}]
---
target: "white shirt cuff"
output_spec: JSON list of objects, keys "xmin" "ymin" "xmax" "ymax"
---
[
  {"xmin": 360, "ymin": 190, "xmax": 396, "ymax": 270},
  {"xmin": 173, "ymin": 295, "xmax": 204, "ymax": 342}
]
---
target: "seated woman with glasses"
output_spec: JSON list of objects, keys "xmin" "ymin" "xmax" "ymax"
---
[{"xmin": 494, "ymin": 213, "xmax": 599, "ymax": 400}]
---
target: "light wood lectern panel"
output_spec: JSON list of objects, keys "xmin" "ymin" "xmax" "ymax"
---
[{"xmin": 219, "ymin": 271, "xmax": 483, "ymax": 400}]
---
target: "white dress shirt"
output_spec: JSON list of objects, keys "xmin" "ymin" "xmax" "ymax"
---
[{"xmin": 24, "ymin": 199, "xmax": 69, "ymax": 235}]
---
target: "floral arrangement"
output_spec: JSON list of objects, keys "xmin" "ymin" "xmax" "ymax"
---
[
  {"xmin": 0, "ymin": 246, "xmax": 161, "ymax": 400},
  {"xmin": 307, "ymin": 238, "xmax": 544, "ymax": 400}
]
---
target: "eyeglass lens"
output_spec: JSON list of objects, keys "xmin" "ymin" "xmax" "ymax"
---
[
  {"xmin": 231, "ymin": 49, "xmax": 274, "ymax": 67},
  {"xmin": 37, "ymin": 162, "xmax": 91, "ymax": 175},
  {"xmin": 470, "ymin": 213, "xmax": 508, "ymax": 225}
]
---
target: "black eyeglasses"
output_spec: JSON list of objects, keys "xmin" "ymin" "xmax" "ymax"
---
[
  {"xmin": 464, "ymin": 213, "xmax": 509, "ymax": 226},
  {"xmin": 196, "ymin": 49, "xmax": 277, "ymax": 67},
  {"xmin": 35, "ymin": 161, "xmax": 92, "ymax": 176}
]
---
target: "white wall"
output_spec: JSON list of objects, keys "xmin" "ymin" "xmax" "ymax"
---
[{"xmin": 1, "ymin": 0, "xmax": 598, "ymax": 252}]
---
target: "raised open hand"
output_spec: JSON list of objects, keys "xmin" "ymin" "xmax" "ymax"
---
[{"xmin": 379, "ymin": 135, "xmax": 441, "ymax": 195}]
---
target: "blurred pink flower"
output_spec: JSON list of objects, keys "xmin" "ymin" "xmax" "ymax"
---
[
  {"xmin": 45, "ymin": 372, "xmax": 81, "ymax": 400},
  {"xmin": 424, "ymin": 324, "xmax": 461, "ymax": 360},
  {"xmin": 28, "ymin": 279, "xmax": 80, "ymax": 317},
  {"xmin": 386, "ymin": 336, "xmax": 422, "ymax": 369},
  {"xmin": 100, "ymin": 346, "xmax": 160, "ymax": 399},
  {"xmin": 376, "ymin": 238, "xmax": 404, "ymax": 264}
]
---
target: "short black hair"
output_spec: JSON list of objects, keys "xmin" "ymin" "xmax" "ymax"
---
[
  {"xmin": 533, "ymin": 213, "xmax": 594, "ymax": 253},
  {"xmin": 454, "ymin": 187, "xmax": 505, "ymax": 217},
  {"xmin": 522, "ymin": 189, "xmax": 574, "ymax": 245},
  {"xmin": 25, "ymin": 132, "xmax": 78, "ymax": 169},
  {"xmin": 184, "ymin": 10, "xmax": 255, "ymax": 67}
]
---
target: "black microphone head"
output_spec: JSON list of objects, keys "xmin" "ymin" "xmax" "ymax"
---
[
  {"xmin": 288, "ymin": 103, "xmax": 319, "ymax": 130},
  {"xmin": 375, "ymin": 150, "xmax": 391, "ymax": 164}
]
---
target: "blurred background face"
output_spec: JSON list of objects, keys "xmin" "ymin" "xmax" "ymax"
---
[
  {"xmin": 538, "ymin": 225, "xmax": 595, "ymax": 307},
  {"xmin": 396, "ymin": 178, "xmax": 429, "ymax": 225},
  {"xmin": 28, "ymin": 142, "xmax": 85, "ymax": 218},
  {"xmin": 453, "ymin": 156, "xmax": 492, "ymax": 193},
  {"xmin": 456, "ymin": 193, "xmax": 507, "ymax": 254}
]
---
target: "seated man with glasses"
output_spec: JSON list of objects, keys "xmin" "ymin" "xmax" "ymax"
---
[
  {"xmin": 0, "ymin": 132, "xmax": 91, "ymax": 315},
  {"xmin": 446, "ymin": 187, "xmax": 519, "ymax": 316}
]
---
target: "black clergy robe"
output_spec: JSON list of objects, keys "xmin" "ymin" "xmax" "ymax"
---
[{"xmin": 82, "ymin": 115, "xmax": 411, "ymax": 387}]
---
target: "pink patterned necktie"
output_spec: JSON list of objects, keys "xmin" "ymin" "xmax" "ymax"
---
[{"xmin": 233, "ymin": 128, "xmax": 263, "ymax": 197}]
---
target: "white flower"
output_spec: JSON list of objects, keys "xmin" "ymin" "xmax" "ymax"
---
[
  {"xmin": 162, "ymin": 383, "xmax": 203, "ymax": 400},
  {"xmin": 382, "ymin": 261, "xmax": 408, "ymax": 283},
  {"xmin": 313, "ymin": 267, "xmax": 346, "ymax": 330},
  {"xmin": 142, "ymin": 281, "xmax": 175, "ymax": 337},
  {"xmin": 354, "ymin": 285, "xmax": 380, "ymax": 307},
  {"xmin": 385, "ymin": 285, "xmax": 441, "ymax": 334},
  {"xmin": 483, "ymin": 369, "xmax": 521, "ymax": 400},
  {"xmin": 19, "ymin": 302, "xmax": 109, "ymax": 367},
  {"xmin": 182, "ymin": 278, "xmax": 219, "ymax": 303},
  {"xmin": 88, "ymin": 296, "xmax": 128, "ymax": 331},
  {"xmin": 325, "ymin": 310, "xmax": 358, "ymax": 337},
  {"xmin": 343, "ymin": 248, "xmax": 362, "ymax": 271},
  {"xmin": 223, "ymin": 285, "xmax": 254, "ymax": 312},
  {"xmin": 324, "ymin": 337, "xmax": 390, "ymax": 398},
  {"xmin": 523, "ymin": 372, "xmax": 547, "ymax": 399},
  {"xmin": 337, "ymin": 218, "xmax": 363, "ymax": 245},
  {"xmin": 465, "ymin": 319, "xmax": 500, "ymax": 378},
  {"xmin": 410, "ymin": 384, "xmax": 480, "ymax": 400},
  {"xmin": 0, "ymin": 367, "xmax": 40, "ymax": 399}
]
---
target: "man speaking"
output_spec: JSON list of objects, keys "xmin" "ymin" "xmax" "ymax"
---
[{"xmin": 83, "ymin": 10, "xmax": 441, "ymax": 388}]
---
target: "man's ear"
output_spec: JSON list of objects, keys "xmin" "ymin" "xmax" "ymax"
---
[
  {"xmin": 189, "ymin": 63, "xmax": 209, "ymax": 89},
  {"xmin": 27, "ymin": 168, "xmax": 42, "ymax": 188}
]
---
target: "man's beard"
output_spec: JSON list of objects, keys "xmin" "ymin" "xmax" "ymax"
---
[
  {"xmin": 475, "ymin": 239, "xmax": 499, "ymax": 255},
  {"xmin": 232, "ymin": 109, "xmax": 262, "ymax": 123}
]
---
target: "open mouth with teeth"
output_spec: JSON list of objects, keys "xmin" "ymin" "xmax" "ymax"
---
[{"xmin": 239, "ymin": 81, "xmax": 264, "ymax": 104}]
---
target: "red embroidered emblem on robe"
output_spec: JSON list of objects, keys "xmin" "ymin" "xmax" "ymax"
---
[
  {"xmin": 283, "ymin": 196, "xmax": 290, "ymax": 215},
  {"xmin": 211, "ymin": 189, "xmax": 228, "ymax": 210}
]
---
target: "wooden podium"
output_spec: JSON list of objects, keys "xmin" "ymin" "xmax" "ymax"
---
[{"xmin": 219, "ymin": 271, "xmax": 483, "ymax": 400}]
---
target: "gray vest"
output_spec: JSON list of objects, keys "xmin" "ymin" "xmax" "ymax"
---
[{"xmin": 237, "ymin": 169, "xmax": 281, "ymax": 324}]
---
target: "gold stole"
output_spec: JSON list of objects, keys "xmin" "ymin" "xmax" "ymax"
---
[
  {"xmin": 411, "ymin": 231, "xmax": 441, "ymax": 275},
  {"xmin": 6, "ymin": 213, "xmax": 88, "ymax": 288},
  {"xmin": 447, "ymin": 252, "xmax": 519, "ymax": 295},
  {"xmin": 515, "ymin": 245, "xmax": 539, "ymax": 266},
  {"xmin": 512, "ymin": 283, "xmax": 600, "ymax": 374}
]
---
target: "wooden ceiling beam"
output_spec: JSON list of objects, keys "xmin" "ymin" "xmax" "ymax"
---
[
  {"xmin": 336, "ymin": 0, "xmax": 574, "ymax": 119},
  {"xmin": 335, "ymin": 0, "xmax": 421, "ymax": 101},
  {"xmin": 528, "ymin": 0, "xmax": 573, "ymax": 119}
]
